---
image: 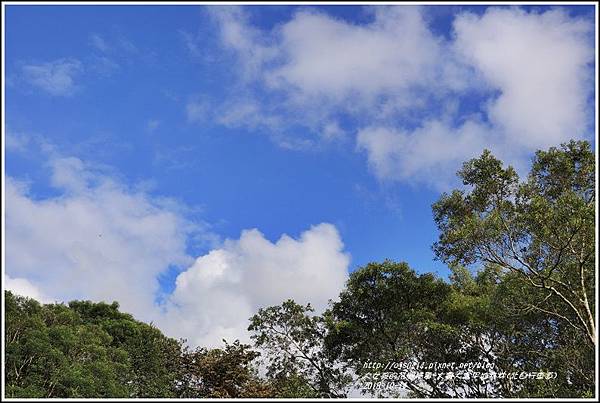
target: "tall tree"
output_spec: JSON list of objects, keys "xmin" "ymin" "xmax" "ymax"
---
[
  {"xmin": 175, "ymin": 340, "xmax": 272, "ymax": 398},
  {"xmin": 248, "ymin": 299, "xmax": 352, "ymax": 398},
  {"xmin": 67, "ymin": 299, "xmax": 181, "ymax": 397},
  {"xmin": 325, "ymin": 261, "xmax": 467, "ymax": 397},
  {"xmin": 432, "ymin": 140, "xmax": 595, "ymax": 347},
  {"xmin": 445, "ymin": 264, "xmax": 594, "ymax": 397}
]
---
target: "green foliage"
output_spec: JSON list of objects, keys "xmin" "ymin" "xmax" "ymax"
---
[
  {"xmin": 325, "ymin": 260, "xmax": 451, "ymax": 363},
  {"xmin": 176, "ymin": 340, "xmax": 272, "ymax": 398},
  {"xmin": 325, "ymin": 261, "xmax": 480, "ymax": 397},
  {"xmin": 4, "ymin": 291, "xmax": 271, "ymax": 398},
  {"xmin": 248, "ymin": 299, "xmax": 352, "ymax": 397},
  {"xmin": 5, "ymin": 292, "xmax": 132, "ymax": 398},
  {"xmin": 432, "ymin": 140, "xmax": 595, "ymax": 346},
  {"xmin": 430, "ymin": 140, "xmax": 595, "ymax": 397}
]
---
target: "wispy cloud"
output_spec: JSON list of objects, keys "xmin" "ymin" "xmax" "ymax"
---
[
  {"xmin": 186, "ymin": 99, "xmax": 209, "ymax": 123},
  {"xmin": 180, "ymin": 30, "xmax": 204, "ymax": 59},
  {"xmin": 5, "ymin": 131, "xmax": 31, "ymax": 152},
  {"xmin": 87, "ymin": 32, "xmax": 145, "ymax": 74},
  {"xmin": 21, "ymin": 58, "xmax": 83, "ymax": 96},
  {"xmin": 90, "ymin": 33, "xmax": 110, "ymax": 52},
  {"xmin": 90, "ymin": 55, "xmax": 121, "ymax": 76},
  {"xmin": 146, "ymin": 119, "xmax": 161, "ymax": 133},
  {"xmin": 17, "ymin": 31, "xmax": 151, "ymax": 96}
]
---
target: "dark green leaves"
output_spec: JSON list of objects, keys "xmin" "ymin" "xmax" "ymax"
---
[{"xmin": 248, "ymin": 299, "xmax": 351, "ymax": 398}]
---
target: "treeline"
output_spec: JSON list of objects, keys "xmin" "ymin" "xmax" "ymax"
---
[
  {"xmin": 5, "ymin": 291, "xmax": 272, "ymax": 398},
  {"xmin": 4, "ymin": 140, "xmax": 595, "ymax": 398}
]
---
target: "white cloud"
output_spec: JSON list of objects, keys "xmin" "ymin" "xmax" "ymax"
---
[
  {"xmin": 180, "ymin": 30, "xmax": 205, "ymax": 59},
  {"xmin": 216, "ymin": 99, "xmax": 284, "ymax": 132},
  {"xmin": 322, "ymin": 121, "xmax": 346, "ymax": 141},
  {"xmin": 188, "ymin": 96, "xmax": 313, "ymax": 150},
  {"xmin": 210, "ymin": 6, "xmax": 465, "ymax": 123},
  {"xmin": 453, "ymin": 7, "xmax": 593, "ymax": 150},
  {"xmin": 186, "ymin": 100, "xmax": 209, "ymax": 123},
  {"xmin": 205, "ymin": 6, "xmax": 468, "ymax": 148},
  {"xmin": 21, "ymin": 58, "xmax": 83, "ymax": 96},
  {"xmin": 206, "ymin": 6, "xmax": 594, "ymax": 188},
  {"xmin": 5, "ymin": 157, "xmax": 195, "ymax": 321},
  {"xmin": 208, "ymin": 6, "xmax": 277, "ymax": 80},
  {"xmin": 90, "ymin": 33, "xmax": 109, "ymax": 53},
  {"xmin": 6, "ymin": 151, "xmax": 350, "ymax": 347},
  {"xmin": 357, "ymin": 7, "xmax": 594, "ymax": 187},
  {"xmin": 159, "ymin": 223, "xmax": 350, "ymax": 347},
  {"xmin": 357, "ymin": 120, "xmax": 492, "ymax": 189},
  {"xmin": 5, "ymin": 275, "xmax": 50, "ymax": 303},
  {"xmin": 266, "ymin": 7, "xmax": 456, "ymax": 102}
]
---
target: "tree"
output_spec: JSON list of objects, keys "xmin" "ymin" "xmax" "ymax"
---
[
  {"xmin": 5, "ymin": 291, "xmax": 275, "ymax": 398},
  {"xmin": 324, "ymin": 258, "xmax": 594, "ymax": 398},
  {"xmin": 491, "ymin": 268, "xmax": 594, "ymax": 397},
  {"xmin": 67, "ymin": 299, "xmax": 181, "ymax": 397},
  {"xmin": 175, "ymin": 340, "xmax": 272, "ymax": 398},
  {"xmin": 5, "ymin": 292, "xmax": 131, "ymax": 398},
  {"xmin": 430, "ymin": 140, "xmax": 595, "ymax": 398},
  {"xmin": 444, "ymin": 263, "xmax": 594, "ymax": 398},
  {"xmin": 432, "ymin": 140, "xmax": 595, "ymax": 347},
  {"xmin": 325, "ymin": 260, "xmax": 468, "ymax": 398},
  {"xmin": 248, "ymin": 299, "xmax": 352, "ymax": 398},
  {"xmin": 5, "ymin": 292, "xmax": 184, "ymax": 398}
]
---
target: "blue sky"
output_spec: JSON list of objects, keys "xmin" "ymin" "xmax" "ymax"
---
[{"xmin": 4, "ymin": 4, "xmax": 596, "ymax": 347}]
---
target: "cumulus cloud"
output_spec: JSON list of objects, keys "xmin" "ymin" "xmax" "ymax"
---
[
  {"xmin": 5, "ymin": 157, "xmax": 196, "ymax": 321},
  {"xmin": 21, "ymin": 58, "xmax": 83, "ymax": 96},
  {"xmin": 6, "ymin": 150, "xmax": 350, "ymax": 347},
  {"xmin": 159, "ymin": 223, "xmax": 350, "ymax": 347},
  {"xmin": 357, "ymin": 119, "xmax": 492, "ymax": 189},
  {"xmin": 265, "ymin": 7, "xmax": 460, "ymax": 102},
  {"xmin": 453, "ymin": 7, "xmax": 593, "ymax": 150},
  {"xmin": 5, "ymin": 275, "xmax": 50, "ymax": 303},
  {"xmin": 209, "ymin": 6, "xmax": 466, "ymax": 124},
  {"xmin": 206, "ymin": 6, "xmax": 594, "ymax": 188},
  {"xmin": 357, "ymin": 7, "xmax": 593, "ymax": 188},
  {"xmin": 201, "ymin": 6, "xmax": 464, "ymax": 150}
]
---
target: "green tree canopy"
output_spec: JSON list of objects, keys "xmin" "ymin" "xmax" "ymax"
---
[
  {"xmin": 325, "ymin": 261, "xmax": 477, "ymax": 397},
  {"xmin": 432, "ymin": 140, "xmax": 595, "ymax": 347},
  {"xmin": 248, "ymin": 299, "xmax": 352, "ymax": 398},
  {"xmin": 4, "ymin": 291, "xmax": 271, "ymax": 398}
]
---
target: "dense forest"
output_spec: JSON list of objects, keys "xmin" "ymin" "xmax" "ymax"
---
[{"xmin": 4, "ymin": 140, "xmax": 595, "ymax": 398}]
